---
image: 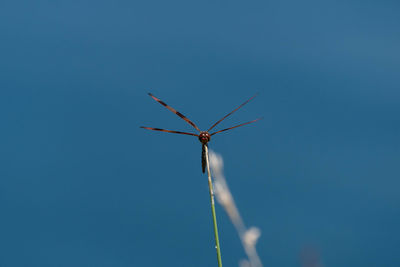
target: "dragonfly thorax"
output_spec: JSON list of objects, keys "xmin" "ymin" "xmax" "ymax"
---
[{"xmin": 198, "ymin": 131, "xmax": 211, "ymax": 144}]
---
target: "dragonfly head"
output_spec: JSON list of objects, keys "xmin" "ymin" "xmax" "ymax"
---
[{"xmin": 198, "ymin": 131, "xmax": 211, "ymax": 144}]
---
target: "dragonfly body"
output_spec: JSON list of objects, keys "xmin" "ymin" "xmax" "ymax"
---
[
  {"xmin": 198, "ymin": 132, "xmax": 211, "ymax": 172},
  {"xmin": 141, "ymin": 93, "xmax": 260, "ymax": 173}
]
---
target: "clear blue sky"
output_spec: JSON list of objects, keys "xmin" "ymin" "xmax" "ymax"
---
[{"xmin": 1, "ymin": 0, "xmax": 399, "ymax": 266}]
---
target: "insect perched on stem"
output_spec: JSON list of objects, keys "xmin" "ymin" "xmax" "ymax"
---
[{"xmin": 141, "ymin": 93, "xmax": 261, "ymax": 173}]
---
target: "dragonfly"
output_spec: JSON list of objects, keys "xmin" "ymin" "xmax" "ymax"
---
[{"xmin": 141, "ymin": 93, "xmax": 261, "ymax": 173}]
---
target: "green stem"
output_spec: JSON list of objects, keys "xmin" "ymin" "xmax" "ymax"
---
[{"xmin": 204, "ymin": 145, "xmax": 223, "ymax": 267}]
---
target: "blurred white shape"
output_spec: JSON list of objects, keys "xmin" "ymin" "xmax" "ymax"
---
[
  {"xmin": 209, "ymin": 149, "xmax": 263, "ymax": 267},
  {"xmin": 244, "ymin": 227, "xmax": 261, "ymax": 248}
]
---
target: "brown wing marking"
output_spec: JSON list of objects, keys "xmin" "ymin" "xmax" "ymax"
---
[
  {"xmin": 140, "ymin": 126, "xmax": 198, "ymax": 136},
  {"xmin": 207, "ymin": 93, "xmax": 258, "ymax": 132},
  {"xmin": 210, "ymin": 118, "xmax": 262, "ymax": 136},
  {"xmin": 148, "ymin": 93, "xmax": 201, "ymax": 132}
]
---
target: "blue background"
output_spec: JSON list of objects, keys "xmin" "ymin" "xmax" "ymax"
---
[{"xmin": 1, "ymin": 1, "xmax": 399, "ymax": 266}]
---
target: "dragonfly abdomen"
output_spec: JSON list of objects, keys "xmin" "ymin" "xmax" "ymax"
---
[{"xmin": 201, "ymin": 144, "xmax": 207, "ymax": 173}]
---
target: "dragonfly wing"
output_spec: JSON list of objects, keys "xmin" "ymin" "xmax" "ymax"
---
[
  {"xmin": 210, "ymin": 118, "xmax": 262, "ymax": 136},
  {"xmin": 148, "ymin": 93, "xmax": 201, "ymax": 132},
  {"xmin": 207, "ymin": 93, "xmax": 258, "ymax": 132},
  {"xmin": 140, "ymin": 127, "xmax": 198, "ymax": 136}
]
